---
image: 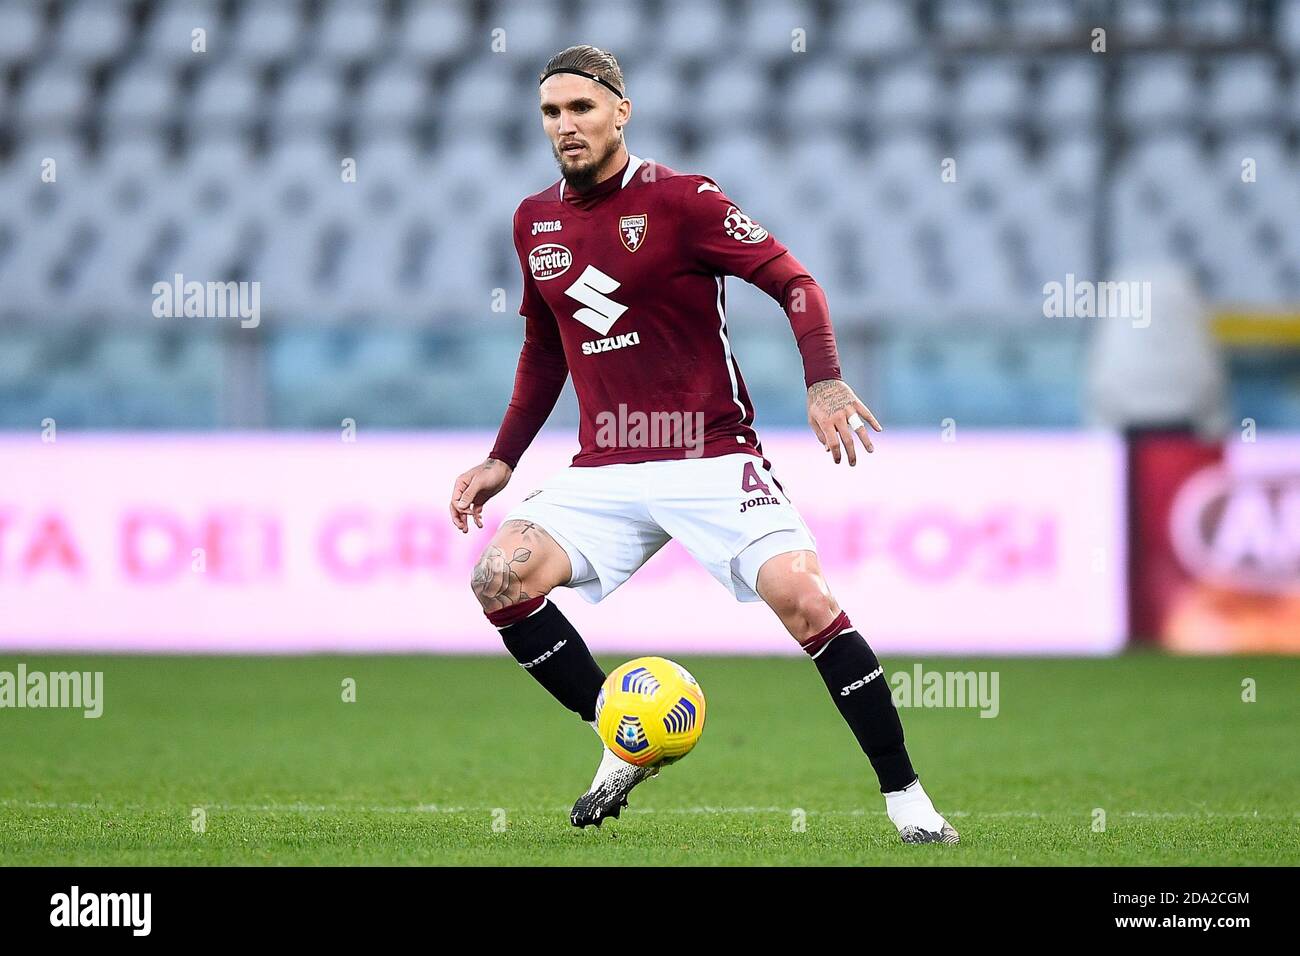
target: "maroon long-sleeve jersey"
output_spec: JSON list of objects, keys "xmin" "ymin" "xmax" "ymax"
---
[{"xmin": 491, "ymin": 154, "xmax": 841, "ymax": 469}]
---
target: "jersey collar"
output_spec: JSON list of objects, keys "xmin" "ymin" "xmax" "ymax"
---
[{"xmin": 558, "ymin": 154, "xmax": 643, "ymax": 203}]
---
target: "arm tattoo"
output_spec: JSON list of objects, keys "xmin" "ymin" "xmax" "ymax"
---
[{"xmin": 808, "ymin": 379, "xmax": 854, "ymax": 416}]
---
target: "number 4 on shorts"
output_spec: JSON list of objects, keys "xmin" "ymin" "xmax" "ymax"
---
[{"xmin": 741, "ymin": 460, "xmax": 771, "ymax": 496}]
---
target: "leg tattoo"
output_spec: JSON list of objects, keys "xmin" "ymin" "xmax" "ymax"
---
[{"xmin": 471, "ymin": 521, "xmax": 551, "ymax": 611}]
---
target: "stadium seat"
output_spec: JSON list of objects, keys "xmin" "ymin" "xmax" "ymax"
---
[
  {"xmin": 953, "ymin": 59, "xmax": 1026, "ymax": 127},
  {"xmin": 271, "ymin": 64, "xmax": 348, "ymax": 129},
  {"xmin": 785, "ymin": 60, "xmax": 857, "ymax": 126},
  {"xmin": 1007, "ymin": 0, "xmax": 1077, "ymax": 40},
  {"xmin": 444, "ymin": 62, "xmax": 517, "ymax": 125},
  {"xmin": 831, "ymin": 0, "xmax": 919, "ymax": 56},
  {"xmin": 572, "ymin": 0, "xmax": 647, "ymax": 57},
  {"xmin": 316, "ymin": 0, "xmax": 389, "ymax": 63},
  {"xmin": 489, "ymin": 0, "xmax": 568, "ymax": 61},
  {"xmin": 626, "ymin": 120, "xmax": 679, "ymax": 172},
  {"xmin": 875, "ymin": 61, "xmax": 945, "ymax": 127},
  {"xmin": 395, "ymin": 1, "xmax": 474, "ymax": 62},
  {"xmin": 661, "ymin": 0, "xmax": 729, "ymax": 60},
  {"xmin": 1205, "ymin": 57, "xmax": 1278, "ymax": 126},
  {"xmin": 693, "ymin": 130, "xmax": 782, "ymax": 211},
  {"xmin": 1117, "ymin": 57, "xmax": 1198, "ymax": 127},
  {"xmin": 1035, "ymin": 58, "xmax": 1103, "ymax": 128},
  {"xmin": 695, "ymin": 69, "xmax": 768, "ymax": 130},
  {"xmin": 861, "ymin": 218, "xmax": 933, "ymax": 313},
  {"xmin": 56, "ymin": 0, "xmax": 134, "ymax": 65},
  {"xmin": 16, "ymin": 66, "xmax": 92, "ymax": 127},
  {"xmin": 143, "ymin": 1, "xmax": 227, "ymax": 63},
  {"xmin": 933, "ymin": 0, "xmax": 1001, "ymax": 43},
  {"xmin": 102, "ymin": 64, "xmax": 178, "ymax": 128},
  {"xmin": 190, "ymin": 64, "xmax": 263, "ymax": 128},
  {"xmin": 79, "ymin": 137, "xmax": 177, "ymax": 309},
  {"xmin": 167, "ymin": 141, "xmax": 258, "ymax": 285},
  {"xmin": 231, "ymin": 0, "xmax": 303, "ymax": 64},
  {"xmin": 0, "ymin": 4, "xmax": 43, "ymax": 66},
  {"xmin": 1178, "ymin": 0, "xmax": 1247, "ymax": 40},
  {"xmin": 958, "ymin": 134, "xmax": 1030, "ymax": 193},
  {"xmin": 1116, "ymin": 0, "xmax": 1168, "ymax": 40},
  {"xmin": 1282, "ymin": 0, "xmax": 1300, "ymax": 51},
  {"xmin": 625, "ymin": 61, "xmax": 684, "ymax": 119},
  {"xmin": 356, "ymin": 63, "xmax": 430, "ymax": 132},
  {"xmin": 1040, "ymin": 135, "xmax": 1101, "ymax": 194},
  {"xmin": 740, "ymin": 0, "xmax": 821, "ymax": 61}
]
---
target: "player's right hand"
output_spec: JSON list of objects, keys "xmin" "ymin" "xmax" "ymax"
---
[{"xmin": 449, "ymin": 458, "xmax": 513, "ymax": 533}]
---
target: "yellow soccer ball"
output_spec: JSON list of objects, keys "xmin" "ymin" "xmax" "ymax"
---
[{"xmin": 595, "ymin": 657, "xmax": 707, "ymax": 767}]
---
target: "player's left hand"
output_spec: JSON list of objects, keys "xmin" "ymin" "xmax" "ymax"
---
[{"xmin": 806, "ymin": 379, "xmax": 882, "ymax": 466}]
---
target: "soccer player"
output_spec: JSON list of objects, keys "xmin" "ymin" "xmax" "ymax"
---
[{"xmin": 449, "ymin": 46, "xmax": 957, "ymax": 844}]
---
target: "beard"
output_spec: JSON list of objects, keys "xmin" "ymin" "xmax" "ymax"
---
[{"xmin": 554, "ymin": 134, "xmax": 622, "ymax": 192}]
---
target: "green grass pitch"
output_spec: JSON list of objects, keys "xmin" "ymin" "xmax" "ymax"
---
[{"xmin": 1, "ymin": 653, "xmax": 1296, "ymax": 866}]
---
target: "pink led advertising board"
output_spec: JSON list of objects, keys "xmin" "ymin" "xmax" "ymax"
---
[{"xmin": 0, "ymin": 431, "xmax": 1125, "ymax": 655}]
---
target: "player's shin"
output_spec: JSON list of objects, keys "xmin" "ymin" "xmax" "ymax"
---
[
  {"xmin": 800, "ymin": 612, "xmax": 917, "ymax": 793},
  {"xmin": 486, "ymin": 595, "xmax": 605, "ymax": 722}
]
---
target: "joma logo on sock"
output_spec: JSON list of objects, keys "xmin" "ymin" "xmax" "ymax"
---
[
  {"xmin": 840, "ymin": 666, "xmax": 884, "ymax": 696},
  {"xmin": 50, "ymin": 886, "xmax": 151, "ymax": 936},
  {"xmin": 521, "ymin": 640, "xmax": 566, "ymax": 669}
]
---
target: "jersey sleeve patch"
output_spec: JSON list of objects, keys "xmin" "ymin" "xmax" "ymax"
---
[{"xmin": 722, "ymin": 205, "xmax": 769, "ymax": 244}]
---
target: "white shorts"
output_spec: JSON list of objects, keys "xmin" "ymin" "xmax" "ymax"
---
[{"xmin": 503, "ymin": 452, "xmax": 818, "ymax": 604}]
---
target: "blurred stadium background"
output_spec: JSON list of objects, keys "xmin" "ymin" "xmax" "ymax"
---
[{"xmin": 1, "ymin": 0, "xmax": 1298, "ymax": 655}]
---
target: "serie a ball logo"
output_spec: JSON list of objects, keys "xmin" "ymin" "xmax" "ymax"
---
[{"xmin": 595, "ymin": 657, "xmax": 707, "ymax": 767}]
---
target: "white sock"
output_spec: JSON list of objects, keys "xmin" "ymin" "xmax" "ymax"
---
[
  {"xmin": 585, "ymin": 719, "xmax": 646, "ymax": 789},
  {"xmin": 883, "ymin": 778, "xmax": 947, "ymax": 832}
]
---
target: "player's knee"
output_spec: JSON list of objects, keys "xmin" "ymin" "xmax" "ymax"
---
[
  {"xmin": 470, "ymin": 537, "xmax": 547, "ymax": 611},
  {"xmin": 768, "ymin": 577, "xmax": 839, "ymax": 641},
  {"xmin": 470, "ymin": 524, "xmax": 569, "ymax": 612},
  {"xmin": 792, "ymin": 588, "xmax": 838, "ymax": 636}
]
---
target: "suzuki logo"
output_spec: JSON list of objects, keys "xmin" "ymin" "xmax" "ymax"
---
[{"xmin": 564, "ymin": 265, "xmax": 628, "ymax": 336}]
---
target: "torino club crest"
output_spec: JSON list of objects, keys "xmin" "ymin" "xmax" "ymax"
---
[{"xmin": 619, "ymin": 214, "xmax": 648, "ymax": 252}]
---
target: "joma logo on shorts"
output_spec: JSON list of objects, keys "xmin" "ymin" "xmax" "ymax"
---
[
  {"xmin": 739, "ymin": 494, "xmax": 779, "ymax": 513},
  {"xmin": 581, "ymin": 331, "xmax": 640, "ymax": 355},
  {"xmin": 840, "ymin": 666, "xmax": 884, "ymax": 697},
  {"xmin": 521, "ymin": 640, "xmax": 566, "ymax": 669}
]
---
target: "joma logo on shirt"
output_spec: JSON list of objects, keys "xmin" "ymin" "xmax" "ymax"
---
[
  {"xmin": 531, "ymin": 219, "xmax": 562, "ymax": 236},
  {"xmin": 529, "ymin": 243, "xmax": 573, "ymax": 280},
  {"xmin": 581, "ymin": 331, "xmax": 640, "ymax": 355}
]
